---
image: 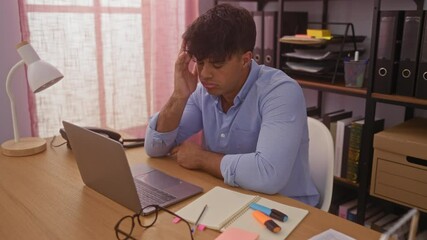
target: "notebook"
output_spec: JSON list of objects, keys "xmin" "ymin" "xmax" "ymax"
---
[
  {"xmin": 62, "ymin": 121, "xmax": 202, "ymax": 214},
  {"xmin": 175, "ymin": 186, "xmax": 309, "ymax": 240}
]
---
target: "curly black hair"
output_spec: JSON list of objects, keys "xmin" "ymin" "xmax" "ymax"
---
[{"xmin": 182, "ymin": 4, "xmax": 256, "ymax": 62}]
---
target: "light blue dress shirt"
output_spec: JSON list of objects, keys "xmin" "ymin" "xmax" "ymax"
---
[{"xmin": 145, "ymin": 60, "xmax": 320, "ymax": 206}]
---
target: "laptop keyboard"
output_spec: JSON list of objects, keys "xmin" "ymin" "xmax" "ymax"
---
[{"xmin": 134, "ymin": 179, "xmax": 176, "ymax": 206}]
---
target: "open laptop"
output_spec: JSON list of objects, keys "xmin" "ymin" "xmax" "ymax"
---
[{"xmin": 62, "ymin": 121, "xmax": 202, "ymax": 214}]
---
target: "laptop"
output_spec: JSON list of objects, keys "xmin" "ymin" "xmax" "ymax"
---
[{"xmin": 62, "ymin": 121, "xmax": 202, "ymax": 214}]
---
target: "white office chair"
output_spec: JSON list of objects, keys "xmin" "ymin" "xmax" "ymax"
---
[{"xmin": 307, "ymin": 117, "xmax": 334, "ymax": 212}]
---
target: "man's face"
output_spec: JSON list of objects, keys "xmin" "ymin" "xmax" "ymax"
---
[{"xmin": 194, "ymin": 52, "xmax": 251, "ymax": 100}]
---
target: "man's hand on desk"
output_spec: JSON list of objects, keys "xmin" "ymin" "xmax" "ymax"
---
[{"xmin": 170, "ymin": 141, "xmax": 224, "ymax": 179}]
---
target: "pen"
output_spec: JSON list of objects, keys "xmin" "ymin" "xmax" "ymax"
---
[
  {"xmin": 192, "ymin": 204, "xmax": 207, "ymax": 232},
  {"xmin": 252, "ymin": 210, "xmax": 281, "ymax": 233},
  {"xmin": 354, "ymin": 50, "xmax": 359, "ymax": 61},
  {"xmin": 249, "ymin": 203, "xmax": 288, "ymax": 222}
]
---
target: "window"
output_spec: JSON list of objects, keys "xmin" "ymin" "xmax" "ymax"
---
[{"xmin": 19, "ymin": 0, "xmax": 198, "ymax": 137}]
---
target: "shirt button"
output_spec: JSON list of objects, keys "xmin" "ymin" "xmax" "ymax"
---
[{"xmin": 220, "ymin": 133, "xmax": 226, "ymax": 138}]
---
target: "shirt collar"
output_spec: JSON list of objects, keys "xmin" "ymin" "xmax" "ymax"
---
[{"xmin": 234, "ymin": 59, "xmax": 260, "ymax": 105}]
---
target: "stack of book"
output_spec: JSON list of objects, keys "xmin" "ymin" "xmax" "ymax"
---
[{"xmin": 320, "ymin": 109, "xmax": 385, "ymax": 183}]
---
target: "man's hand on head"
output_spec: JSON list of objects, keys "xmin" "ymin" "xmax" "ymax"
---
[{"xmin": 173, "ymin": 41, "xmax": 198, "ymax": 99}]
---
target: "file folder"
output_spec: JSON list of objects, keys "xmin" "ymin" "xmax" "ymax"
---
[
  {"xmin": 252, "ymin": 11, "xmax": 263, "ymax": 65},
  {"xmin": 263, "ymin": 11, "xmax": 277, "ymax": 67},
  {"xmin": 396, "ymin": 11, "xmax": 424, "ymax": 96},
  {"xmin": 416, "ymin": 11, "xmax": 427, "ymax": 99},
  {"xmin": 373, "ymin": 11, "xmax": 404, "ymax": 94},
  {"xmin": 281, "ymin": 12, "xmax": 308, "ymax": 59},
  {"xmin": 252, "ymin": 11, "xmax": 307, "ymax": 68}
]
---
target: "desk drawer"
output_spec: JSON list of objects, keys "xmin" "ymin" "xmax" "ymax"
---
[{"xmin": 371, "ymin": 150, "xmax": 427, "ymax": 212}]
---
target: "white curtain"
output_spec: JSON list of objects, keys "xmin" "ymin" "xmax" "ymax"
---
[{"xmin": 18, "ymin": 0, "xmax": 199, "ymax": 138}]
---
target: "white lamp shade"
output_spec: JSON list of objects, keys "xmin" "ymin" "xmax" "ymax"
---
[
  {"xmin": 28, "ymin": 60, "xmax": 63, "ymax": 93},
  {"xmin": 16, "ymin": 41, "xmax": 63, "ymax": 93}
]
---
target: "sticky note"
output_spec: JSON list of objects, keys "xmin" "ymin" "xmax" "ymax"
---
[
  {"xmin": 215, "ymin": 227, "xmax": 259, "ymax": 240},
  {"xmin": 172, "ymin": 217, "xmax": 181, "ymax": 224}
]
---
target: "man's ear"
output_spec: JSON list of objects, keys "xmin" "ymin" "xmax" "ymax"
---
[{"xmin": 242, "ymin": 51, "xmax": 253, "ymax": 67}]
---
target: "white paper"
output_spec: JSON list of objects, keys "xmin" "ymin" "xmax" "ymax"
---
[
  {"xmin": 308, "ymin": 229, "xmax": 356, "ymax": 240},
  {"xmin": 285, "ymin": 61, "xmax": 331, "ymax": 73}
]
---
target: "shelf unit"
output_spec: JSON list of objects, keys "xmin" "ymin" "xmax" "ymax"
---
[
  {"xmin": 216, "ymin": 0, "xmax": 427, "ymax": 227},
  {"xmin": 280, "ymin": 0, "xmax": 427, "ymax": 225},
  {"xmin": 281, "ymin": 21, "xmax": 360, "ymax": 84},
  {"xmin": 358, "ymin": 0, "xmax": 427, "ymax": 224}
]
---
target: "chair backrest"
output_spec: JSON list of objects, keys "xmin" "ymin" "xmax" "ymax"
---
[{"xmin": 307, "ymin": 117, "xmax": 334, "ymax": 212}]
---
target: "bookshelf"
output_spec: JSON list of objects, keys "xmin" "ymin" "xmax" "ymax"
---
[
  {"xmin": 213, "ymin": 0, "xmax": 427, "ymax": 228},
  {"xmin": 296, "ymin": 79, "xmax": 367, "ymax": 97},
  {"xmin": 277, "ymin": 0, "xmax": 427, "ymax": 226},
  {"xmin": 358, "ymin": 0, "xmax": 427, "ymax": 225}
]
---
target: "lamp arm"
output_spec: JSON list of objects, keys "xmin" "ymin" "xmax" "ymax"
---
[{"xmin": 5, "ymin": 60, "xmax": 25, "ymax": 143}]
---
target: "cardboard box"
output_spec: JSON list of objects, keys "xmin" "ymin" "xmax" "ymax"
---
[{"xmin": 370, "ymin": 118, "xmax": 427, "ymax": 212}]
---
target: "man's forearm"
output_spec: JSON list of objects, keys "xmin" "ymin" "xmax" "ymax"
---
[
  {"xmin": 199, "ymin": 150, "xmax": 224, "ymax": 179},
  {"xmin": 156, "ymin": 95, "xmax": 188, "ymax": 132},
  {"xmin": 173, "ymin": 142, "xmax": 224, "ymax": 179}
]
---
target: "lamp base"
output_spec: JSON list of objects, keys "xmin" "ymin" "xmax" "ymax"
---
[{"xmin": 1, "ymin": 137, "xmax": 47, "ymax": 157}]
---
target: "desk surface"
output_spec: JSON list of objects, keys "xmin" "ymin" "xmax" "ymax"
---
[{"xmin": 0, "ymin": 138, "xmax": 381, "ymax": 240}]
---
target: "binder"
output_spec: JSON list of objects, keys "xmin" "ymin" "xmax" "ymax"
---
[
  {"xmin": 252, "ymin": 11, "xmax": 263, "ymax": 65},
  {"xmin": 263, "ymin": 11, "xmax": 277, "ymax": 67},
  {"xmin": 252, "ymin": 11, "xmax": 307, "ymax": 68},
  {"xmin": 306, "ymin": 106, "xmax": 320, "ymax": 118},
  {"xmin": 396, "ymin": 11, "xmax": 424, "ymax": 96},
  {"xmin": 321, "ymin": 109, "xmax": 344, "ymax": 123},
  {"xmin": 373, "ymin": 11, "xmax": 404, "ymax": 94},
  {"xmin": 281, "ymin": 12, "xmax": 307, "ymax": 35},
  {"xmin": 416, "ymin": 11, "xmax": 427, "ymax": 99},
  {"xmin": 340, "ymin": 124, "xmax": 352, "ymax": 178},
  {"xmin": 323, "ymin": 110, "xmax": 353, "ymax": 129},
  {"xmin": 281, "ymin": 12, "xmax": 308, "ymax": 56},
  {"xmin": 334, "ymin": 115, "xmax": 362, "ymax": 178}
]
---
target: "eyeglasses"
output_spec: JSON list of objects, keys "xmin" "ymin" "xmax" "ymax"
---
[{"xmin": 114, "ymin": 205, "xmax": 194, "ymax": 240}]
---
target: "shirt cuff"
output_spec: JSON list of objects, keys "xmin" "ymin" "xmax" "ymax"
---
[{"xmin": 146, "ymin": 112, "xmax": 179, "ymax": 151}]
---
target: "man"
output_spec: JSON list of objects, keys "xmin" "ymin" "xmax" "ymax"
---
[{"xmin": 145, "ymin": 4, "xmax": 319, "ymax": 206}]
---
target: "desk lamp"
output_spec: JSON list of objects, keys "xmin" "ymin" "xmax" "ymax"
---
[{"xmin": 1, "ymin": 41, "xmax": 63, "ymax": 157}]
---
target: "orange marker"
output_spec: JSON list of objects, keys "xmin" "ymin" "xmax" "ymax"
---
[{"xmin": 252, "ymin": 210, "xmax": 281, "ymax": 233}]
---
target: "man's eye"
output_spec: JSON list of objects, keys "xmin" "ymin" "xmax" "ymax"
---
[
  {"xmin": 212, "ymin": 62, "xmax": 224, "ymax": 68},
  {"xmin": 197, "ymin": 61, "xmax": 204, "ymax": 66}
]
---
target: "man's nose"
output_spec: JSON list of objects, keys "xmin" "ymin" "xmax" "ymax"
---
[{"xmin": 198, "ymin": 64, "xmax": 213, "ymax": 79}]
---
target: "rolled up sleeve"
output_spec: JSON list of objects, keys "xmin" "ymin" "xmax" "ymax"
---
[{"xmin": 144, "ymin": 112, "xmax": 179, "ymax": 157}]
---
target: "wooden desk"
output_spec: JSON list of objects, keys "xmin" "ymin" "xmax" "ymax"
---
[{"xmin": 0, "ymin": 138, "xmax": 381, "ymax": 239}]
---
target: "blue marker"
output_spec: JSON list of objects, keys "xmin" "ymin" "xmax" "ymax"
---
[{"xmin": 249, "ymin": 203, "xmax": 288, "ymax": 222}]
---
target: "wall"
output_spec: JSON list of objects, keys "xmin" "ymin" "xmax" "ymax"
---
[
  {"xmin": 0, "ymin": 1, "xmax": 31, "ymax": 144},
  {"xmin": 1, "ymin": 1, "xmax": 426, "ymax": 144}
]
